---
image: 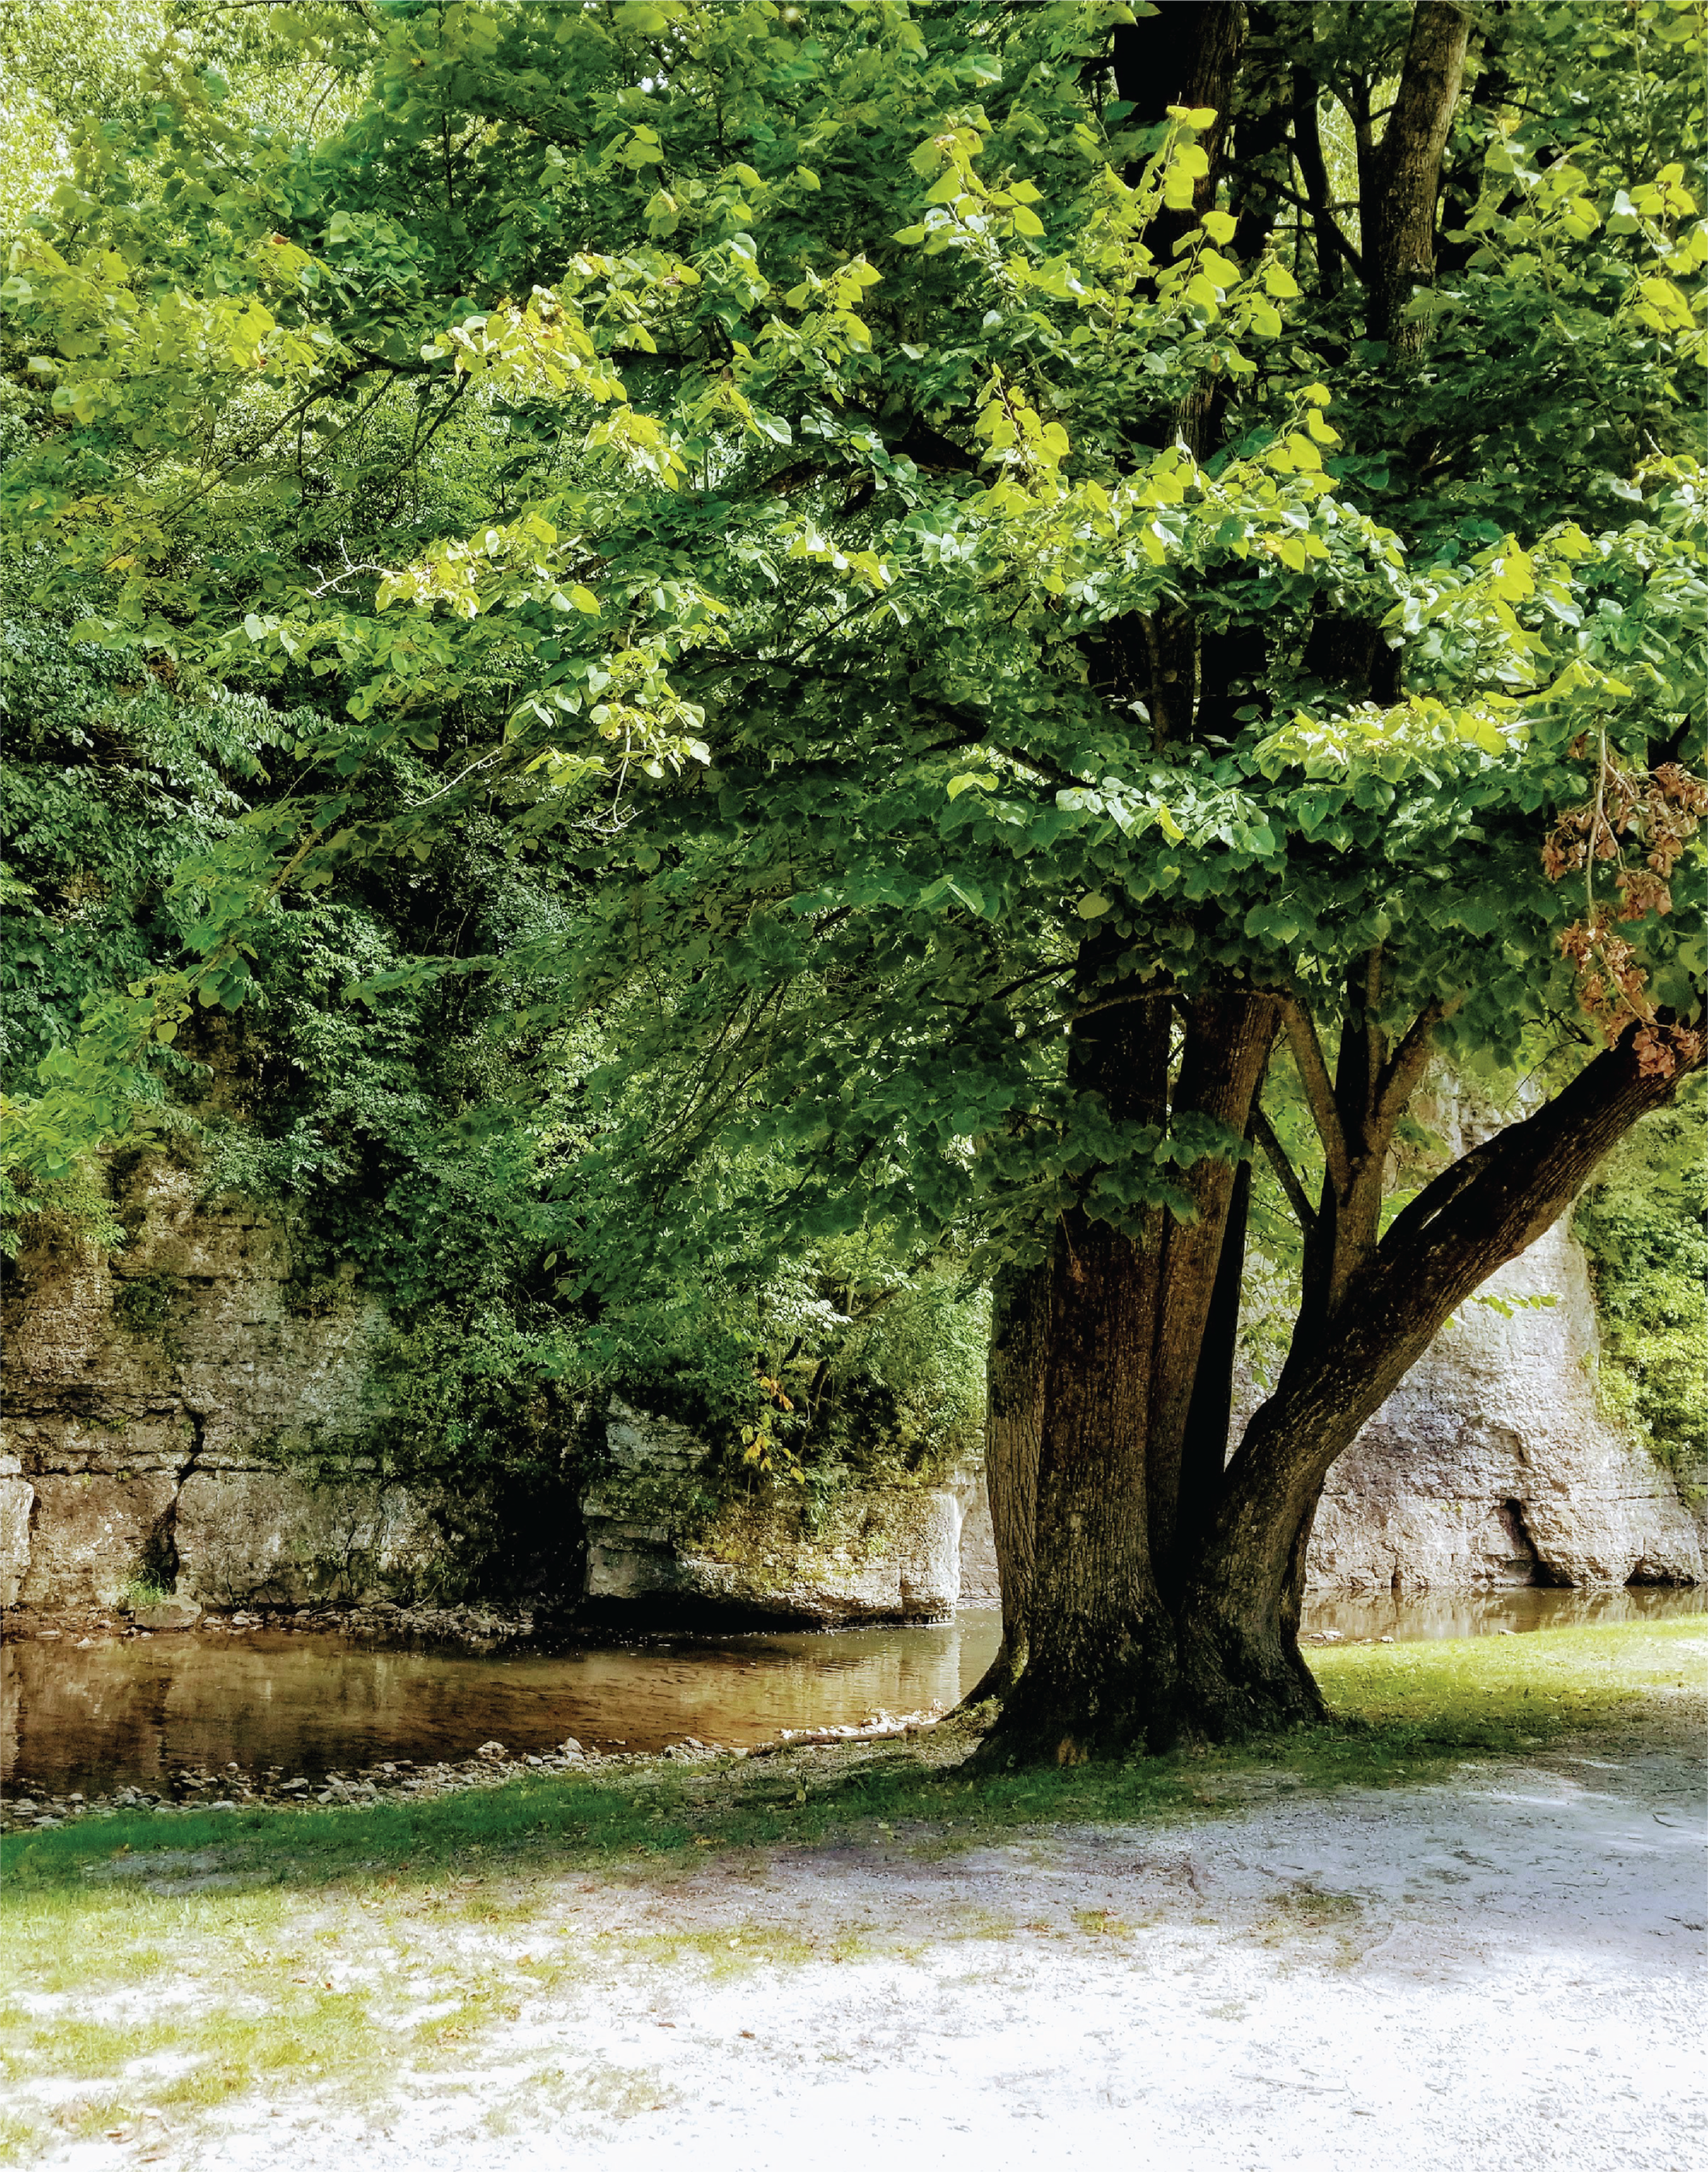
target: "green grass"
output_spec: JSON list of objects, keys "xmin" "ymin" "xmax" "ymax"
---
[
  {"xmin": 0, "ymin": 1619, "xmax": 1700, "ymax": 2166},
  {"xmin": 5, "ymin": 1619, "xmax": 1700, "ymax": 1901},
  {"xmin": 1311, "ymin": 1613, "xmax": 1705, "ymax": 1737}
]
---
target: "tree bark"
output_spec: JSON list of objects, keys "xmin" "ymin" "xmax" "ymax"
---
[
  {"xmin": 955, "ymin": 1259, "xmax": 1047, "ymax": 1710},
  {"xmin": 1113, "ymin": 1, "xmax": 1250, "ymax": 461},
  {"xmin": 1173, "ymin": 1129, "xmax": 1253, "ymax": 1579},
  {"xmin": 1146, "ymin": 993, "xmax": 1278, "ymax": 1592},
  {"xmin": 975, "ymin": 1204, "xmax": 1179, "ymax": 1765},
  {"xmin": 1364, "ymin": 1, "xmax": 1471, "ymax": 350},
  {"xmin": 1292, "ymin": 64, "xmax": 1354, "ymax": 297},
  {"xmin": 1177, "ymin": 1033, "xmax": 1700, "ymax": 1736},
  {"xmin": 974, "ymin": 973, "xmax": 1179, "ymax": 1764},
  {"xmin": 1113, "ymin": 2, "xmax": 1248, "ymax": 150}
]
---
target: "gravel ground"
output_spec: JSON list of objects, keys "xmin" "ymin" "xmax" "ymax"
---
[{"xmin": 24, "ymin": 1724, "xmax": 1705, "ymax": 2172}]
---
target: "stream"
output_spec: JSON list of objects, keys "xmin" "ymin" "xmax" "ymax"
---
[{"xmin": 5, "ymin": 1585, "xmax": 1703, "ymax": 1796}]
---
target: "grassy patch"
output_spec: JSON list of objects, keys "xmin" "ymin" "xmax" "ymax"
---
[
  {"xmin": 1312, "ymin": 1615, "xmax": 1705, "ymax": 1745},
  {"xmin": 1071, "ymin": 1907, "xmax": 1133, "ymax": 1938},
  {"xmin": 5, "ymin": 1620, "xmax": 1699, "ymax": 1903},
  {"xmin": 627, "ymin": 1921, "xmax": 815, "ymax": 1978},
  {"xmin": 0, "ymin": 1620, "xmax": 1699, "ymax": 2166}
]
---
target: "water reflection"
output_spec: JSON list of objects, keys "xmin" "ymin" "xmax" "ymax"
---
[
  {"xmin": 5, "ymin": 1583, "xmax": 1702, "ymax": 1795},
  {"xmin": 1302, "ymin": 1583, "xmax": 1707, "ymax": 1643},
  {"xmin": 1, "ymin": 1611, "xmax": 1005, "ymax": 1794}
]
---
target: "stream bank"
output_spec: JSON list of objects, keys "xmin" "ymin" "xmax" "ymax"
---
[
  {"xmin": 6, "ymin": 1588, "xmax": 1704, "ymax": 1816},
  {"xmin": 2, "ymin": 1622, "xmax": 1702, "ymax": 2172}
]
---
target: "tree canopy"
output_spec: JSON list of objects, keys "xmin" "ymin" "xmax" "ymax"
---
[{"xmin": 2, "ymin": 0, "xmax": 1704, "ymax": 1750}]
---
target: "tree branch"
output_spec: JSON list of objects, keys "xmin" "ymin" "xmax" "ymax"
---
[
  {"xmin": 1290, "ymin": 68, "xmax": 1361, "ymax": 290},
  {"xmin": 1376, "ymin": 1131, "xmax": 1499, "ymax": 1254},
  {"xmin": 1373, "ymin": 995, "xmax": 1453, "ymax": 1139},
  {"xmin": 1366, "ymin": 1, "xmax": 1472, "ymax": 349},
  {"xmin": 1281, "ymin": 998, "xmax": 1352, "ymax": 1198},
  {"xmin": 1251, "ymin": 1105, "xmax": 1317, "ymax": 1236},
  {"xmin": 1357, "ymin": 945, "xmax": 1386, "ymax": 1126}
]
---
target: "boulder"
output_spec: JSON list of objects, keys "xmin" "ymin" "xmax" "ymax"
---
[{"xmin": 133, "ymin": 1598, "xmax": 202, "ymax": 1631}]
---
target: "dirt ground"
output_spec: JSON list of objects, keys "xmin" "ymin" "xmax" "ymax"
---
[{"xmin": 25, "ymin": 1719, "xmax": 1705, "ymax": 2172}]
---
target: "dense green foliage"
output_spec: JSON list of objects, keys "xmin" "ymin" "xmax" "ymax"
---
[
  {"xmin": 0, "ymin": 0, "xmax": 1703, "ymax": 1624},
  {"xmin": 1577, "ymin": 1074, "xmax": 1707, "ymax": 1476},
  {"xmin": 0, "ymin": 597, "xmax": 986, "ymax": 1565},
  {"xmin": 5, "ymin": 0, "xmax": 1695, "ymax": 1235}
]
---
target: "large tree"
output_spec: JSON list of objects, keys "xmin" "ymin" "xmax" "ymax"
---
[{"xmin": 4, "ymin": 0, "xmax": 1704, "ymax": 1754}]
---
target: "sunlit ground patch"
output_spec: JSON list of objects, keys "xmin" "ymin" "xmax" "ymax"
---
[{"xmin": 0, "ymin": 1621, "xmax": 1699, "ymax": 2165}]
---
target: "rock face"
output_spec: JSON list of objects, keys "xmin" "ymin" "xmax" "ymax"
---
[
  {"xmin": 1306, "ymin": 1216, "xmax": 1704, "ymax": 1591},
  {"xmin": 4, "ymin": 1159, "xmax": 975, "ymax": 1627},
  {"xmin": 0, "ymin": 1452, "xmax": 38, "ymax": 1608},
  {"xmin": 6, "ymin": 1144, "xmax": 1699, "ymax": 1618},
  {"xmin": 2, "ymin": 1155, "xmax": 431, "ymax": 1609},
  {"xmin": 582, "ymin": 1399, "xmax": 969, "ymax": 1625},
  {"xmin": 955, "ymin": 1467, "xmax": 1002, "ymax": 1607}
]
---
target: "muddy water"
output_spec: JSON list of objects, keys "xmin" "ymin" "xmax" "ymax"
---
[
  {"xmin": 1301, "ymin": 1582, "xmax": 1706, "ymax": 1643},
  {"xmin": 5, "ymin": 1586, "xmax": 1703, "ymax": 1795},
  {"xmin": 1, "ymin": 1612, "xmax": 1004, "ymax": 1796}
]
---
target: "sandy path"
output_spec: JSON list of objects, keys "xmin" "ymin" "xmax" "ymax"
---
[{"xmin": 44, "ymin": 1737, "xmax": 1701, "ymax": 2172}]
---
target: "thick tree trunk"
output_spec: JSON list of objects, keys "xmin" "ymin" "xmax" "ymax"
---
[
  {"xmin": 975, "ymin": 1206, "xmax": 1179, "ymax": 1766},
  {"xmin": 975, "ymin": 1018, "xmax": 1697, "ymax": 1759},
  {"xmin": 955, "ymin": 1260, "xmax": 1047, "ymax": 1710},
  {"xmin": 977, "ymin": 980, "xmax": 1276, "ymax": 1764}
]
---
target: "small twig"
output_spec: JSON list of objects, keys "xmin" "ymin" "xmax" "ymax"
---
[{"xmin": 406, "ymin": 751, "xmax": 505, "ymax": 810}]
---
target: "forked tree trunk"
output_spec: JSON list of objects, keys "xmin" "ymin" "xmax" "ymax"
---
[
  {"xmin": 976, "ymin": 984, "xmax": 1277, "ymax": 1764},
  {"xmin": 976, "ymin": 1010, "xmax": 1699, "ymax": 1760},
  {"xmin": 1173, "ymin": 1034, "xmax": 1699, "ymax": 1737},
  {"xmin": 1145, "ymin": 994, "xmax": 1278, "ymax": 1592}
]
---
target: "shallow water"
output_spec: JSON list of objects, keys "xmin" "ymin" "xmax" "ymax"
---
[
  {"xmin": 5, "ymin": 1584, "xmax": 1703, "ymax": 1795},
  {"xmin": 1, "ymin": 1612, "xmax": 1004, "ymax": 1796},
  {"xmin": 1300, "ymin": 1582, "xmax": 1706, "ymax": 1643}
]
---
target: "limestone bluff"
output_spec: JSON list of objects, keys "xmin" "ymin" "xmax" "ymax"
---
[{"xmin": 3, "ymin": 1150, "xmax": 1699, "ymax": 1623}]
